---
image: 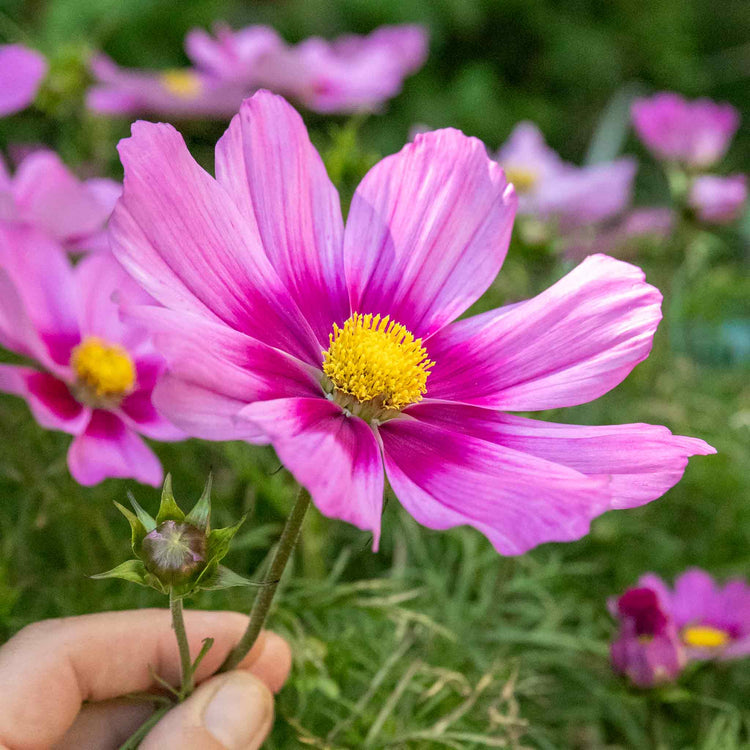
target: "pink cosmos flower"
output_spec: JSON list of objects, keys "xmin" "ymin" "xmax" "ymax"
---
[
  {"xmin": 0, "ymin": 223, "xmax": 183, "ymax": 485},
  {"xmin": 0, "ymin": 149, "xmax": 120, "ymax": 252},
  {"xmin": 638, "ymin": 569, "xmax": 750, "ymax": 661},
  {"xmin": 688, "ymin": 174, "xmax": 747, "ymax": 225},
  {"xmin": 110, "ymin": 90, "xmax": 714, "ymax": 554},
  {"xmin": 86, "ymin": 54, "xmax": 250, "ymax": 119},
  {"xmin": 610, "ymin": 587, "xmax": 685, "ymax": 688},
  {"xmin": 631, "ymin": 93, "xmax": 740, "ymax": 169},
  {"xmin": 0, "ymin": 44, "xmax": 47, "ymax": 116},
  {"xmin": 496, "ymin": 122, "xmax": 636, "ymax": 231}
]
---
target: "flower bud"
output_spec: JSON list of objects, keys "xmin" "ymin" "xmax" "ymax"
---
[{"xmin": 141, "ymin": 520, "xmax": 206, "ymax": 586}]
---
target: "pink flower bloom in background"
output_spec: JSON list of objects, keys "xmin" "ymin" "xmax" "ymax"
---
[
  {"xmin": 688, "ymin": 174, "xmax": 747, "ymax": 225},
  {"xmin": 0, "ymin": 44, "xmax": 47, "ymax": 116},
  {"xmin": 88, "ymin": 24, "xmax": 427, "ymax": 118},
  {"xmin": 87, "ymin": 54, "xmax": 250, "ymax": 119},
  {"xmin": 638, "ymin": 569, "xmax": 750, "ymax": 661},
  {"xmin": 631, "ymin": 93, "xmax": 740, "ymax": 169},
  {"xmin": 496, "ymin": 121, "xmax": 636, "ymax": 232},
  {"xmin": 0, "ymin": 224, "xmax": 183, "ymax": 485},
  {"xmin": 0, "ymin": 149, "xmax": 120, "ymax": 252},
  {"xmin": 610, "ymin": 587, "xmax": 685, "ymax": 688},
  {"xmin": 111, "ymin": 91, "xmax": 713, "ymax": 555}
]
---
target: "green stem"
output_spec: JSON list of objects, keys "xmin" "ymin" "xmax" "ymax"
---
[
  {"xmin": 219, "ymin": 485, "xmax": 311, "ymax": 672},
  {"xmin": 170, "ymin": 590, "xmax": 193, "ymax": 698},
  {"xmin": 116, "ymin": 706, "xmax": 170, "ymax": 750}
]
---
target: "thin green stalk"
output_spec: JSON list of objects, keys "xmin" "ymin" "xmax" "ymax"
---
[
  {"xmin": 116, "ymin": 706, "xmax": 170, "ymax": 750},
  {"xmin": 219, "ymin": 485, "xmax": 311, "ymax": 672},
  {"xmin": 170, "ymin": 590, "xmax": 193, "ymax": 698}
]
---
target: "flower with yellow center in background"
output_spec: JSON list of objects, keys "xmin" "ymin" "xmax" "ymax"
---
[
  {"xmin": 160, "ymin": 69, "xmax": 203, "ymax": 99},
  {"xmin": 71, "ymin": 336, "xmax": 136, "ymax": 407}
]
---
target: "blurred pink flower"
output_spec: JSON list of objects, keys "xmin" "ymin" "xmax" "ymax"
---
[
  {"xmin": 88, "ymin": 24, "xmax": 427, "ymax": 118},
  {"xmin": 0, "ymin": 149, "xmax": 120, "ymax": 252},
  {"xmin": 639, "ymin": 569, "xmax": 750, "ymax": 661},
  {"xmin": 0, "ymin": 44, "xmax": 47, "ymax": 116},
  {"xmin": 0, "ymin": 225, "xmax": 182, "ymax": 485},
  {"xmin": 110, "ymin": 91, "xmax": 713, "ymax": 554},
  {"xmin": 496, "ymin": 121, "xmax": 636, "ymax": 231},
  {"xmin": 610, "ymin": 587, "xmax": 685, "ymax": 688},
  {"xmin": 688, "ymin": 174, "xmax": 747, "ymax": 225},
  {"xmin": 631, "ymin": 92, "xmax": 740, "ymax": 168}
]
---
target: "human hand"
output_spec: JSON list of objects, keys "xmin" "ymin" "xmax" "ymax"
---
[{"xmin": 0, "ymin": 609, "xmax": 291, "ymax": 750}]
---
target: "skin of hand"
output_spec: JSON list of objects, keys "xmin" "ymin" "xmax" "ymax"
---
[{"xmin": 0, "ymin": 609, "xmax": 292, "ymax": 750}]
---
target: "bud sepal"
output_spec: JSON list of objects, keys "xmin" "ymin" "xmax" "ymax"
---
[{"xmin": 93, "ymin": 473, "xmax": 253, "ymax": 598}]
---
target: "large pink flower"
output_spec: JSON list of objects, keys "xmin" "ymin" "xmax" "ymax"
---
[
  {"xmin": 632, "ymin": 93, "xmax": 740, "ymax": 168},
  {"xmin": 0, "ymin": 224, "xmax": 183, "ymax": 485},
  {"xmin": 111, "ymin": 91, "xmax": 714, "ymax": 554},
  {"xmin": 0, "ymin": 149, "xmax": 120, "ymax": 252},
  {"xmin": 0, "ymin": 44, "xmax": 47, "ymax": 116}
]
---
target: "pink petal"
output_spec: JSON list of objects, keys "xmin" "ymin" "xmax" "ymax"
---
[
  {"xmin": 239, "ymin": 397, "xmax": 385, "ymax": 548},
  {"xmin": 379, "ymin": 415, "xmax": 610, "ymax": 556},
  {"xmin": 67, "ymin": 410, "xmax": 162, "ymax": 486},
  {"xmin": 11, "ymin": 150, "xmax": 112, "ymax": 243},
  {"xmin": 111, "ymin": 119, "xmax": 321, "ymax": 364},
  {"xmin": 672, "ymin": 568, "xmax": 717, "ymax": 627},
  {"xmin": 406, "ymin": 402, "xmax": 714, "ymax": 509},
  {"xmin": 0, "ymin": 44, "xmax": 47, "ymax": 116},
  {"xmin": 345, "ymin": 128, "xmax": 516, "ymax": 339},
  {"xmin": 215, "ymin": 92, "xmax": 349, "ymax": 344},
  {"xmin": 426, "ymin": 254, "xmax": 662, "ymax": 410}
]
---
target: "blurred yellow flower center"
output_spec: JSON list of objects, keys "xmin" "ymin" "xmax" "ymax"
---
[
  {"xmin": 323, "ymin": 313, "xmax": 434, "ymax": 411},
  {"xmin": 682, "ymin": 625, "xmax": 730, "ymax": 649},
  {"xmin": 504, "ymin": 167, "xmax": 538, "ymax": 193},
  {"xmin": 161, "ymin": 70, "xmax": 202, "ymax": 99},
  {"xmin": 71, "ymin": 337, "xmax": 136, "ymax": 402}
]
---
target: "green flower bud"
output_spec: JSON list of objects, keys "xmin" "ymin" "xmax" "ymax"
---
[{"xmin": 141, "ymin": 520, "xmax": 206, "ymax": 586}]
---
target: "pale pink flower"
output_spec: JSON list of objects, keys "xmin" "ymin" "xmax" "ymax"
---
[
  {"xmin": 0, "ymin": 224, "xmax": 182, "ymax": 485},
  {"xmin": 688, "ymin": 174, "xmax": 747, "ymax": 224},
  {"xmin": 631, "ymin": 92, "xmax": 740, "ymax": 168},
  {"xmin": 110, "ymin": 91, "xmax": 713, "ymax": 554},
  {"xmin": 0, "ymin": 44, "xmax": 47, "ymax": 116}
]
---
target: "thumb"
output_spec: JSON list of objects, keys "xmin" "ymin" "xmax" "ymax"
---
[{"xmin": 140, "ymin": 671, "xmax": 274, "ymax": 750}]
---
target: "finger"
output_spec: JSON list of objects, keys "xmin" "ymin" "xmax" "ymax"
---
[
  {"xmin": 52, "ymin": 700, "xmax": 153, "ymax": 750},
  {"xmin": 140, "ymin": 672, "xmax": 274, "ymax": 750},
  {"xmin": 0, "ymin": 609, "xmax": 291, "ymax": 750}
]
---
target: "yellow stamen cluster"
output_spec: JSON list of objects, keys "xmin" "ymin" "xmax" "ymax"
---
[
  {"xmin": 323, "ymin": 313, "xmax": 434, "ymax": 411},
  {"xmin": 682, "ymin": 625, "xmax": 730, "ymax": 649},
  {"xmin": 161, "ymin": 70, "xmax": 202, "ymax": 99},
  {"xmin": 504, "ymin": 167, "xmax": 538, "ymax": 194},
  {"xmin": 71, "ymin": 337, "xmax": 136, "ymax": 400}
]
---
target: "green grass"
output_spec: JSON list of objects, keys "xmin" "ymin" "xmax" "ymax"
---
[{"xmin": 1, "ymin": 0, "xmax": 749, "ymax": 746}]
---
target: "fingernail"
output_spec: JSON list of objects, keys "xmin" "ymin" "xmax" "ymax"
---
[{"xmin": 203, "ymin": 673, "xmax": 272, "ymax": 750}]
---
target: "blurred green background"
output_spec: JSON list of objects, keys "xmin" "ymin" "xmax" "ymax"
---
[{"xmin": 1, "ymin": 0, "xmax": 749, "ymax": 747}]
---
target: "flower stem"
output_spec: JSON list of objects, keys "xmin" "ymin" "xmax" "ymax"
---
[
  {"xmin": 170, "ymin": 590, "xmax": 193, "ymax": 698},
  {"xmin": 219, "ymin": 485, "xmax": 311, "ymax": 673}
]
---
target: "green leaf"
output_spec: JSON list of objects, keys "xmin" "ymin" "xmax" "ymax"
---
[
  {"xmin": 156, "ymin": 474, "xmax": 185, "ymax": 524},
  {"xmin": 114, "ymin": 501, "xmax": 148, "ymax": 552},
  {"xmin": 201, "ymin": 565, "xmax": 259, "ymax": 591},
  {"xmin": 128, "ymin": 492, "xmax": 156, "ymax": 532},
  {"xmin": 91, "ymin": 559, "xmax": 150, "ymax": 586},
  {"xmin": 191, "ymin": 637, "xmax": 214, "ymax": 675},
  {"xmin": 185, "ymin": 473, "xmax": 212, "ymax": 531},
  {"xmin": 205, "ymin": 515, "xmax": 246, "ymax": 565}
]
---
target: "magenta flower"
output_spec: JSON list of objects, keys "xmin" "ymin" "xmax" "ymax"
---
[
  {"xmin": 688, "ymin": 174, "xmax": 747, "ymax": 225},
  {"xmin": 0, "ymin": 149, "xmax": 120, "ymax": 252},
  {"xmin": 86, "ymin": 54, "xmax": 249, "ymax": 119},
  {"xmin": 496, "ymin": 121, "xmax": 636, "ymax": 231},
  {"xmin": 610, "ymin": 587, "xmax": 685, "ymax": 688},
  {"xmin": 110, "ymin": 91, "xmax": 713, "ymax": 553},
  {"xmin": 0, "ymin": 44, "xmax": 47, "ymax": 117},
  {"xmin": 0, "ymin": 224, "xmax": 183, "ymax": 485},
  {"xmin": 638, "ymin": 569, "xmax": 750, "ymax": 661},
  {"xmin": 631, "ymin": 93, "xmax": 740, "ymax": 169}
]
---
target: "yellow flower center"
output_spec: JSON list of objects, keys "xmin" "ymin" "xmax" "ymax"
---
[
  {"xmin": 160, "ymin": 70, "xmax": 202, "ymax": 99},
  {"xmin": 322, "ymin": 313, "xmax": 434, "ymax": 413},
  {"xmin": 70, "ymin": 336, "xmax": 136, "ymax": 406},
  {"xmin": 504, "ymin": 167, "xmax": 538, "ymax": 193},
  {"xmin": 682, "ymin": 625, "xmax": 730, "ymax": 649}
]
